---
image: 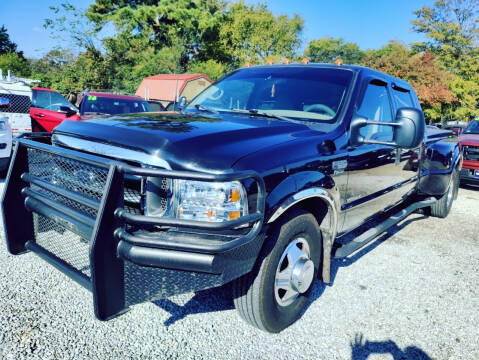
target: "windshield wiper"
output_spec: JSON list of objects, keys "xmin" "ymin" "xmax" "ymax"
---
[
  {"xmin": 230, "ymin": 108, "xmax": 293, "ymax": 122},
  {"xmin": 194, "ymin": 104, "xmax": 219, "ymax": 114}
]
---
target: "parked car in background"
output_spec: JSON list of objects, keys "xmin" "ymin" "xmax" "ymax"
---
[
  {"xmin": 77, "ymin": 92, "xmax": 151, "ymax": 119},
  {"xmin": 0, "ymin": 71, "xmax": 33, "ymax": 137},
  {"xmin": 443, "ymin": 122, "xmax": 467, "ymax": 137},
  {"xmin": 31, "ymin": 91, "xmax": 153, "ymax": 132},
  {"xmin": 146, "ymin": 100, "xmax": 166, "ymax": 112},
  {"xmin": 459, "ymin": 119, "xmax": 479, "ymax": 185},
  {"xmin": 31, "ymin": 87, "xmax": 80, "ymax": 132}
]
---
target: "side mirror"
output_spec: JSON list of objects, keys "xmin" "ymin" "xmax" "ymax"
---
[
  {"xmin": 0, "ymin": 97, "xmax": 10, "ymax": 109},
  {"xmin": 350, "ymin": 107, "xmax": 425, "ymax": 149},
  {"xmin": 177, "ymin": 96, "xmax": 187, "ymax": 111},
  {"xmin": 393, "ymin": 107, "xmax": 425, "ymax": 148},
  {"xmin": 58, "ymin": 106, "xmax": 78, "ymax": 117}
]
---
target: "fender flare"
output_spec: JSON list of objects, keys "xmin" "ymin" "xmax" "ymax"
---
[{"xmin": 267, "ymin": 175, "xmax": 340, "ymax": 284}]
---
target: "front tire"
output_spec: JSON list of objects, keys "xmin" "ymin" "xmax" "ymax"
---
[
  {"xmin": 232, "ymin": 209, "xmax": 322, "ymax": 333},
  {"xmin": 430, "ymin": 169, "xmax": 459, "ymax": 218}
]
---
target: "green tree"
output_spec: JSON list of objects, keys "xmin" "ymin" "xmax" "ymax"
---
[
  {"xmin": 188, "ymin": 59, "xmax": 226, "ymax": 80},
  {"xmin": 86, "ymin": 0, "xmax": 227, "ymax": 66},
  {"xmin": 0, "ymin": 25, "xmax": 23, "ymax": 57},
  {"xmin": 362, "ymin": 43, "xmax": 456, "ymax": 122},
  {"xmin": 218, "ymin": 2, "xmax": 303, "ymax": 66},
  {"xmin": 411, "ymin": 0, "xmax": 479, "ymax": 119},
  {"xmin": 44, "ymin": 3, "xmax": 98, "ymax": 50},
  {"xmin": 52, "ymin": 49, "xmax": 112, "ymax": 93},
  {"xmin": 411, "ymin": 0, "xmax": 478, "ymax": 67},
  {"xmin": 0, "ymin": 52, "xmax": 31, "ymax": 77},
  {"xmin": 0, "ymin": 25, "xmax": 30, "ymax": 77},
  {"xmin": 304, "ymin": 37, "xmax": 363, "ymax": 64},
  {"xmin": 29, "ymin": 49, "xmax": 75, "ymax": 88}
]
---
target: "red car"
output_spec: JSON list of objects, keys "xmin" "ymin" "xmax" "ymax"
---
[
  {"xmin": 31, "ymin": 90, "xmax": 152, "ymax": 132},
  {"xmin": 459, "ymin": 119, "xmax": 479, "ymax": 186},
  {"xmin": 77, "ymin": 92, "xmax": 151, "ymax": 119},
  {"xmin": 30, "ymin": 87, "xmax": 81, "ymax": 132}
]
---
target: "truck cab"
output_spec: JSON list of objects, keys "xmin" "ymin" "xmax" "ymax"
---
[{"xmin": 2, "ymin": 64, "xmax": 461, "ymax": 333}]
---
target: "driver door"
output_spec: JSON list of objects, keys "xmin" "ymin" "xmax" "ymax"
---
[
  {"xmin": 31, "ymin": 89, "xmax": 79, "ymax": 132},
  {"xmin": 342, "ymin": 79, "xmax": 402, "ymax": 232}
]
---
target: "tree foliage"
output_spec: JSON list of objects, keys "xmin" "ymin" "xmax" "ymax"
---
[
  {"xmin": 19, "ymin": 0, "xmax": 479, "ymax": 122},
  {"xmin": 0, "ymin": 52, "xmax": 31, "ymax": 77},
  {"xmin": 188, "ymin": 59, "xmax": 226, "ymax": 80},
  {"xmin": 218, "ymin": 2, "xmax": 303, "ymax": 66},
  {"xmin": 411, "ymin": 0, "xmax": 479, "ymax": 119},
  {"xmin": 304, "ymin": 37, "xmax": 363, "ymax": 64},
  {"xmin": 0, "ymin": 25, "xmax": 30, "ymax": 77},
  {"xmin": 363, "ymin": 42, "xmax": 456, "ymax": 121},
  {"xmin": 0, "ymin": 25, "xmax": 23, "ymax": 57}
]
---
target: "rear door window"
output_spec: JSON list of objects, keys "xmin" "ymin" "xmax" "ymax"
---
[
  {"xmin": 358, "ymin": 82, "xmax": 394, "ymax": 142},
  {"xmin": 392, "ymin": 86, "xmax": 414, "ymax": 108}
]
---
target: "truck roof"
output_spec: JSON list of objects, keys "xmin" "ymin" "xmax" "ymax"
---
[
  {"xmin": 83, "ymin": 92, "xmax": 143, "ymax": 100},
  {"xmin": 246, "ymin": 63, "xmax": 413, "ymax": 91}
]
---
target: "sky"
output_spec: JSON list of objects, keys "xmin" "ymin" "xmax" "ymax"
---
[{"xmin": 0, "ymin": 0, "xmax": 435, "ymax": 59}]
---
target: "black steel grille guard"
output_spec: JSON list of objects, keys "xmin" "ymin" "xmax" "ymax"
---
[{"xmin": 1, "ymin": 134, "xmax": 266, "ymax": 320}]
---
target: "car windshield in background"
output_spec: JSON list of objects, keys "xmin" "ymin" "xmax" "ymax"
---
[
  {"xmin": 82, "ymin": 96, "xmax": 151, "ymax": 115},
  {"xmin": 187, "ymin": 67, "xmax": 354, "ymax": 122},
  {"xmin": 464, "ymin": 120, "xmax": 479, "ymax": 134}
]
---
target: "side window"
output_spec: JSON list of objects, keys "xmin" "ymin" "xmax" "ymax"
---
[
  {"xmin": 392, "ymin": 86, "xmax": 414, "ymax": 108},
  {"xmin": 49, "ymin": 91, "xmax": 74, "ymax": 111},
  {"xmin": 358, "ymin": 82, "xmax": 393, "ymax": 142},
  {"xmin": 33, "ymin": 90, "xmax": 51, "ymax": 109}
]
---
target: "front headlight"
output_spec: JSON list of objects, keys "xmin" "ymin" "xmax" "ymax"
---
[{"xmin": 175, "ymin": 180, "xmax": 248, "ymax": 222}]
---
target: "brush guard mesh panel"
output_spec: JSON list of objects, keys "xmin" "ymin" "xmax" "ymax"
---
[{"xmin": 3, "ymin": 135, "xmax": 266, "ymax": 321}]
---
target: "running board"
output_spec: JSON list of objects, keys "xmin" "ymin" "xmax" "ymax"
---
[{"xmin": 333, "ymin": 197, "xmax": 437, "ymax": 258}]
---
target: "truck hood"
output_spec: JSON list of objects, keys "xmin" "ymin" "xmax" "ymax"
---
[{"xmin": 52, "ymin": 112, "xmax": 321, "ymax": 171}]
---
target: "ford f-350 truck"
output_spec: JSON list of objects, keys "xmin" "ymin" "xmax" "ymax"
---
[{"xmin": 2, "ymin": 64, "xmax": 461, "ymax": 333}]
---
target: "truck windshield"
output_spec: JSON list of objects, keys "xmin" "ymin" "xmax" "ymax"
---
[
  {"xmin": 464, "ymin": 120, "xmax": 479, "ymax": 134},
  {"xmin": 187, "ymin": 67, "xmax": 354, "ymax": 123},
  {"xmin": 81, "ymin": 96, "xmax": 151, "ymax": 115}
]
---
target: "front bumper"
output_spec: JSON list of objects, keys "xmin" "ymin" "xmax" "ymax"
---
[
  {"xmin": 460, "ymin": 167, "xmax": 479, "ymax": 185},
  {"xmin": 1, "ymin": 134, "xmax": 266, "ymax": 320}
]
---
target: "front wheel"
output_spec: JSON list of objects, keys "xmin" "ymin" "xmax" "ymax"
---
[
  {"xmin": 430, "ymin": 169, "xmax": 459, "ymax": 218},
  {"xmin": 232, "ymin": 209, "xmax": 322, "ymax": 333}
]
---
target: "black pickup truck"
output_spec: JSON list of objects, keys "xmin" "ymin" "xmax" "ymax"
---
[{"xmin": 2, "ymin": 64, "xmax": 461, "ymax": 333}]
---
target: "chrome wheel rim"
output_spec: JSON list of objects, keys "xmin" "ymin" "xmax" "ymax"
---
[
  {"xmin": 447, "ymin": 176, "xmax": 454, "ymax": 207},
  {"xmin": 274, "ymin": 237, "xmax": 314, "ymax": 307}
]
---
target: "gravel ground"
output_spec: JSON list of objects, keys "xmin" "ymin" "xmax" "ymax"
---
[{"xmin": 0, "ymin": 180, "xmax": 478, "ymax": 360}]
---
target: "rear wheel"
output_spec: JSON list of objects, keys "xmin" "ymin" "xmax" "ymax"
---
[
  {"xmin": 430, "ymin": 169, "xmax": 459, "ymax": 218},
  {"xmin": 232, "ymin": 209, "xmax": 322, "ymax": 333}
]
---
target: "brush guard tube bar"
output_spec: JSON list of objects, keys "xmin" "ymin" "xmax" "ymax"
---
[{"xmin": 2, "ymin": 135, "xmax": 266, "ymax": 321}]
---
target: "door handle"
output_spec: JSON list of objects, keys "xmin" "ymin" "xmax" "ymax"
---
[{"xmin": 34, "ymin": 113, "xmax": 45, "ymax": 117}]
